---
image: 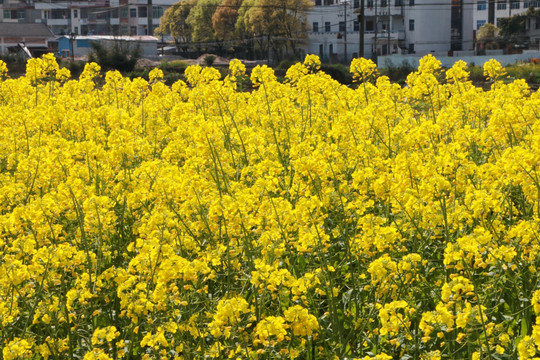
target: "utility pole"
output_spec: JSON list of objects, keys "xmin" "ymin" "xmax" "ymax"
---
[
  {"xmin": 147, "ymin": 0, "xmax": 153, "ymax": 35},
  {"xmin": 387, "ymin": 10, "xmax": 390, "ymax": 56},
  {"xmin": 374, "ymin": 0, "xmax": 378, "ymax": 61},
  {"xmin": 344, "ymin": 0, "xmax": 348, "ymax": 63},
  {"xmin": 360, "ymin": 0, "xmax": 365, "ymax": 57}
]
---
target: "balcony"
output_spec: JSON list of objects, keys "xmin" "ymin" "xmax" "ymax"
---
[
  {"xmin": 47, "ymin": 18, "xmax": 70, "ymax": 26},
  {"xmin": 309, "ymin": 30, "xmax": 405, "ymax": 42},
  {"xmin": 375, "ymin": 30, "xmax": 405, "ymax": 41},
  {"xmin": 88, "ymin": 0, "xmax": 110, "ymax": 7},
  {"xmin": 363, "ymin": 6, "xmax": 404, "ymax": 16}
]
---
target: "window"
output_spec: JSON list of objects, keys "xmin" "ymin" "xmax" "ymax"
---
[
  {"xmin": 74, "ymin": 26, "xmax": 78, "ymax": 34},
  {"xmin": 121, "ymin": 8, "xmax": 128, "ymax": 18},
  {"xmin": 130, "ymin": 8, "xmax": 136, "ymax": 18},
  {"xmin": 17, "ymin": 9, "xmax": 24, "ymax": 19},
  {"xmin": 138, "ymin": 6, "xmax": 147, "ymax": 18},
  {"xmin": 477, "ymin": 19, "xmax": 486, "ymax": 29},
  {"xmin": 368, "ymin": 0, "xmax": 374, "ymax": 7},
  {"xmin": 339, "ymin": 21, "xmax": 346, "ymax": 32},
  {"xmin": 409, "ymin": 19, "xmax": 415, "ymax": 31},
  {"xmin": 408, "ymin": 43, "xmax": 414, "ymax": 53},
  {"xmin": 3, "ymin": 10, "xmax": 10, "ymax": 19},
  {"xmin": 535, "ymin": 1, "xmax": 540, "ymax": 7},
  {"xmin": 395, "ymin": 0, "xmax": 403, "ymax": 5},
  {"xmin": 409, "ymin": 0, "xmax": 414, "ymax": 5},
  {"xmin": 121, "ymin": 25, "xmax": 128, "ymax": 35},
  {"xmin": 51, "ymin": 9, "xmax": 70, "ymax": 19},
  {"xmin": 524, "ymin": 2, "xmax": 530, "ymax": 7},
  {"xmin": 497, "ymin": 1, "xmax": 507, "ymax": 10},
  {"xmin": 325, "ymin": 21, "xmax": 331, "ymax": 32},
  {"xmin": 130, "ymin": 26, "xmax": 137, "ymax": 34},
  {"xmin": 381, "ymin": 0, "xmax": 387, "ymax": 6},
  {"xmin": 354, "ymin": 20, "xmax": 359, "ymax": 31},
  {"xmin": 73, "ymin": 9, "xmax": 78, "ymax": 18},
  {"xmin": 152, "ymin": 6, "xmax": 163, "ymax": 18},
  {"xmin": 510, "ymin": 0, "xmax": 520, "ymax": 9},
  {"xmin": 477, "ymin": 0, "xmax": 487, "ymax": 10},
  {"xmin": 366, "ymin": 20, "xmax": 374, "ymax": 31},
  {"xmin": 354, "ymin": 0, "xmax": 359, "ymax": 8},
  {"xmin": 313, "ymin": 22, "xmax": 319, "ymax": 32}
]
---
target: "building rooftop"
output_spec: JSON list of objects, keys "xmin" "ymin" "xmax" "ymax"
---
[
  {"xmin": 0, "ymin": 23, "xmax": 55, "ymax": 38},
  {"xmin": 58, "ymin": 35, "xmax": 159, "ymax": 42}
]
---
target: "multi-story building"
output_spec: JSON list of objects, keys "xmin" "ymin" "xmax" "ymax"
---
[
  {"xmin": 305, "ymin": 0, "xmax": 474, "ymax": 62},
  {"xmin": 473, "ymin": 0, "xmax": 540, "ymax": 49},
  {"xmin": 473, "ymin": 0, "xmax": 540, "ymax": 31},
  {"xmin": 0, "ymin": 0, "xmax": 171, "ymax": 38}
]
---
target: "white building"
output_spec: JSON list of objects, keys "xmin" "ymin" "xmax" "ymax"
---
[
  {"xmin": 472, "ymin": 1, "xmax": 540, "ymax": 50},
  {"xmin": 305, "ymin": 0, "xmax": 474, "ymax": 62},
  {"xmin": 473, "ymin": 0, "xmax": 540, "ymax": 32}
]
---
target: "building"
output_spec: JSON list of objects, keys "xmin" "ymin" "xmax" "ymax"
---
[
  {"xmin": 452, "ymin": 0, "xmax": 475, "ymax": 51},
  {"xmin": 525, "ymin": 11, "xmax": 540, "ymax": 48},
  {"xmin": 305, "ymin": 0, "xmax": 474, "ymax": 62},
  {"xmin": 57, "ymin": 34, "xmax": 158, "ymax": 58},
  {"xmin": 0, "ymin": 0, "xmax": 172, "ymax": 37},
  {"xmin": 0, "ymin": 23, "xmax": 55, "ymax": 56},
  {"xmin": 472, "ymin": 1, "xmax": 540, "ymax": 50},
  {"xmin": 473, "ymin": 0, "xmax": 540, "ymax": 32}
]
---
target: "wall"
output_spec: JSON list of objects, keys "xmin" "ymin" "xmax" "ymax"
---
[
  {"xmin": 58, "ymin": 36, "xmax": 158, "ymax": 58},
  {"xmin": 377, "ymin": 50, "xmax": 540, "ymax": 68}
]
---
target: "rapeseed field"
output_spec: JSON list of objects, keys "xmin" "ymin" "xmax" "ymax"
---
[{"xmin": 0, "ymin": 54, "xmax": 539, "ymax": 360}]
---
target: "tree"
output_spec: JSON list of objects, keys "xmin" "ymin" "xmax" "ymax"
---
[
  {"xmin": 498, "ymin": 15, "xmax": 526, "ymax": 39},
  {"xmin": 155, "ymin": 0, "xmax": 197, "ymax": 52},
  {"xmin": 498, "ymin": 8, "xmax": 540, "ymax": 49},
  {"xmin": 239, "ymin": 0, "xmax": 312, "ymax": 61},
  {"xmin": 234, "ymin": 0, "xmax": 260, "ymax": 59},
  {"xmin": 186, "ymin": 0, "xmax": 222, "ymax": 43},
  {"xmin": 212, "ymin": 0, "xmax": 242, "ymax": 41},
  {"xmin": 477, "ymin": 23, "xmax": 499, "ymax": 41},
  {"xmin": 476, "ymin": 23, "xmax": 500, "ymax": 52}
]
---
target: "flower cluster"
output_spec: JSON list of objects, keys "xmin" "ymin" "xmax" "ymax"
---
[{"xmin": 0, "ymin": 54, "xmax": 538, "ymax": 359}]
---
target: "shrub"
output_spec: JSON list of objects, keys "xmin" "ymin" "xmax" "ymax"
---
[
  {"xmin": 0, "ymin": 54, "xmax": 26, "ymax": 76},
  {"xmin": 380, "ymin": 61, "xmax": 415, "ymax": 84},
  {"xmin": 158, "ymin": 60, "xmax": 189, "ymax": 74},
  {"xmin": 58, "ymin": 59, "xmax": 85, "ymax": 78},
  {"xmin": 204, "ymin": 55, "xmax": 216, "ymax": 67},
  {"xmin": 163, "ymin": 72, "xmax": 184, "ymax": 85},
  {"xmin": 320, "ymin": 63, "xmax": 352, "ymax": 84},
  {"xmin": 88, "ymin": 40, "xmax": 141, "ymax": 73}
]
